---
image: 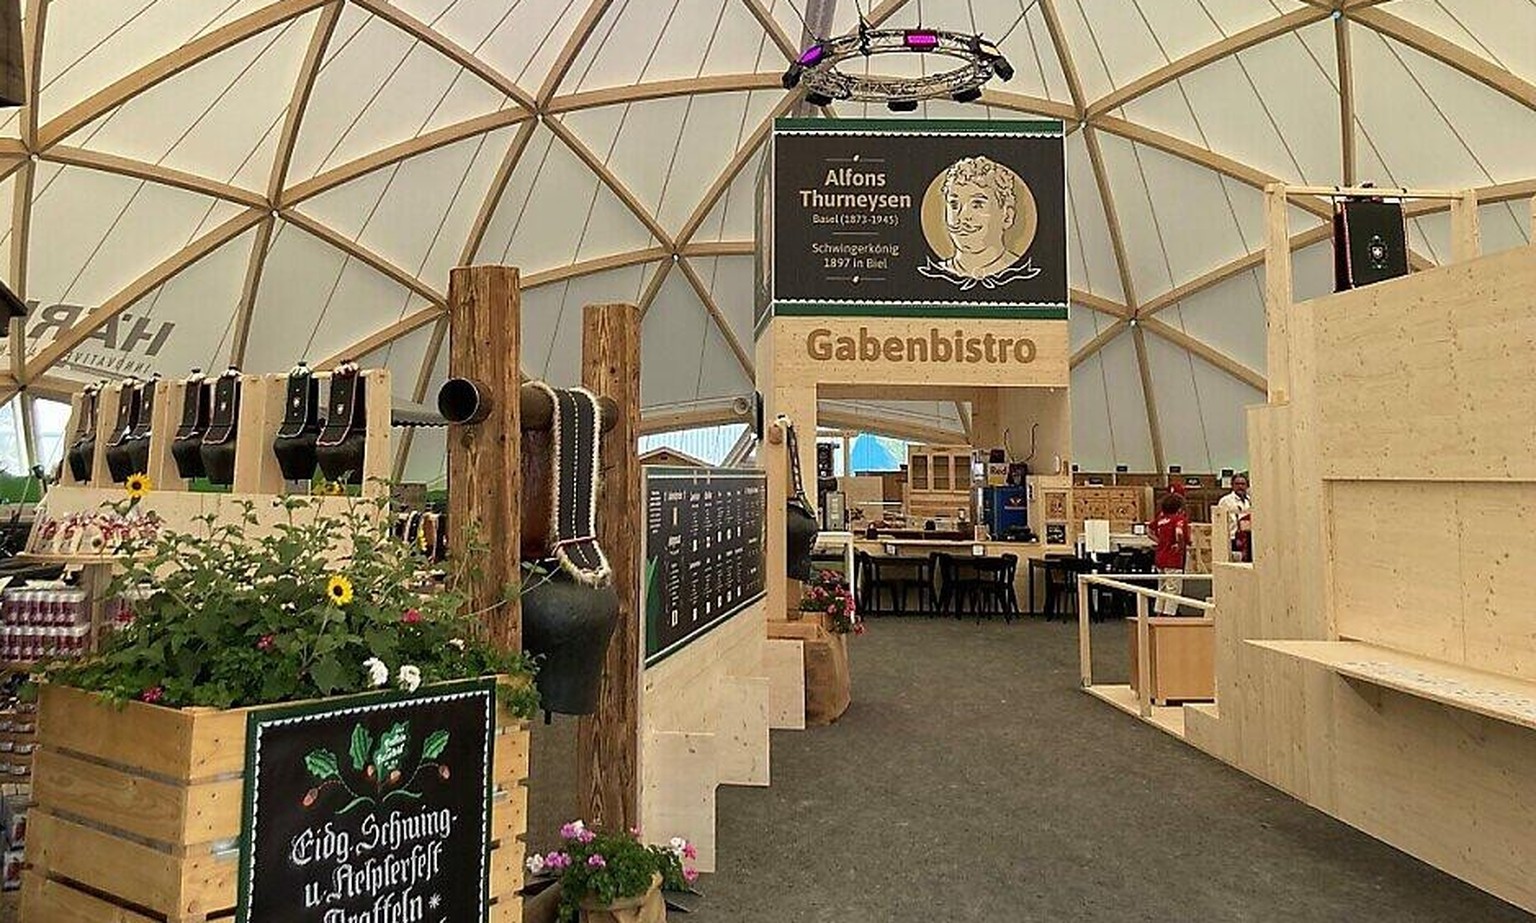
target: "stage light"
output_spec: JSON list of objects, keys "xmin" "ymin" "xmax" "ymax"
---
[
  {"xmin": 782, "ymin": 64, "xmax": 802, "ymax": 90},
  {"xmin": 994, "ymin": 56, "xmax": 1015, "ymax": 81},
  {"xmin": 887, "ymin": 98, "xmax": 919, "ymax": 112},
  {"xmin": 952, "ymin": 86, "xmax": 983, "ymax": 104},
  {"xmin": 798, "ymin": 44, "xmax": 827, "ymax": 66}
]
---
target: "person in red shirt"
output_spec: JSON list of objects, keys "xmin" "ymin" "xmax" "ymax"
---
[{"xmin": 1150, "ymin": 493, "xmax": 1191, "ymax": 615}]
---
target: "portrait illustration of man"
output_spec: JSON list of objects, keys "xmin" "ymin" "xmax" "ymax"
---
[{"xmin": 919, "ymin": 155, "xmax": 1041, "ymax": 290}]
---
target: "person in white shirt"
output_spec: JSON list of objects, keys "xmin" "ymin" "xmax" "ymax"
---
[{"xmin": 1215, "ymin": 473, "xmax": 1251, "ymax": 545}]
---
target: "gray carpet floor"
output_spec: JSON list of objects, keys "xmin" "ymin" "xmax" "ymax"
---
[{"xmin": 529, "ymin": 617, "xmax": 1533, "ymax": 923}]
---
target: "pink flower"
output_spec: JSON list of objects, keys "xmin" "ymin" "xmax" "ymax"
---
[
  {"xmin": 402, "ymin": 608, "xmax": 422, "ymax": 624},
  {"xmin": 140, "ymin": 686, "xmax": 165, "ymax": 704},
  {"xmin": 587, "ymin": 854, "xmax": 607, "ymax": 869},
  {"xmin": 544, "ymin": 851, "xmax": 571, "ymax": 871},
  {"xmin": 827, "ymin": 604, "xmax": 838, "ymax": 615},
  {"xmin": 629, "ymin": 826, "xmax": 643, "ymax": 838},
  {"xmin": 577, "ymin": 827, "xmax": 595, "ymax": 843},
  {"xmin": 256, "ymin": 634, "xmax": 276, "ymax": 652},
  {"xmin": 682, "ymin": 843, "xmax": 697, "ymax": 860},
  {"xmin": 683, "ymin": 867, "xmax": 699, "ymax": 883},
  {"xmin": 560, "ymin": 821, "xmax": 586, "ymax": 840}
]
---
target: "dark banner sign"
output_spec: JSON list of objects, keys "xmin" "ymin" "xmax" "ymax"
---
[
  {"xmin": 763, "ymin": 118, "xmax": 1066, "ymax": 328},
  {"xmin": 238, "ymin": 681, "xmax": 495, "ymax": 923},
  {"xmin": 644, "ymin": 467, "xmax": 767, "ymax": 667}
]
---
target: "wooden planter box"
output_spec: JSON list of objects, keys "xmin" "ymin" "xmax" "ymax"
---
[{"xmin": 23, "ymin": 683, "xmax": 531, "ymax": 923}]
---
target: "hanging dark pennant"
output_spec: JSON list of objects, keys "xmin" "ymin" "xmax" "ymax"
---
[
  {"xmin": 65, "ymin": 384, "xmax": 101, "ymax": 483},
  {"xmin": 170, "ymin": 370, "xmax": 212, "ymax": 480},
  {"xmin": 104, "ymin": 378, "xmax": 143, "ymax": 484},
  {"xmin": 199, "ymin": 368, "xmax": 242, "ymax": 485},
  {"xmin": 315, "ymin": 361, "xmax": 367, "ymax": 485},
  {"xmin": 783, "ymin": 420, "xmax": 820, "ymax": 580},
  {"xmin": 271, "ymin": 362, "xmax": 322, "ymax": 480},
  {"xmin": 520, "ymin": 382, "xmax": 618, "ymax": 718}
]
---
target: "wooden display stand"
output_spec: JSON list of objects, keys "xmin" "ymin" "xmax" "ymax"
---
[
  {"xmin": 1125, "ymin": 616, "xmax": 1215, "ymax": 704},
  {"xmin": 766, "ymin": 615, "xmax": 851, "ymax": 726},
  {"xmin": 24, "ymin": 684, "xmax": 530, "ymax": 923},
  {"xmin": 1179, "ymin": 185, "xmax": 1536, "ymax": 913}
]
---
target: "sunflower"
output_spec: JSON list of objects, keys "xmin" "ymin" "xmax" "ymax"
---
[
  {"xmin": 325, "ymin": 574, "xmax": 354, "ymax": 607},
  {"xmin": 125, "ymin": 473, "xmax": 152, "ymax": 499}
]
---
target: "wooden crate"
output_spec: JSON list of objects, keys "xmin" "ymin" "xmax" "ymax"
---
[{"xmin": 23, "ymin": 684, "xmax": 530, "ymax": 923}]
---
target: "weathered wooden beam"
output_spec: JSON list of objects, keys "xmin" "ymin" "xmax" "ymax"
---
[
  {"xmin": 577, "ymin": 302, "xmax": 642, "ymax": 833},
  {"xmin": 446, "ymin": 266, "xmax": 523, "ymax": 652}
]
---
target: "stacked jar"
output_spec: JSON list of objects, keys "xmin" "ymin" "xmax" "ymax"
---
[{"xmin": 0, "ymin": 588, "xmax": 91, "ymax": 662}]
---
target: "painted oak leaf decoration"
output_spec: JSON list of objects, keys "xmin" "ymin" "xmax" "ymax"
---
[{"xmin": 350, "ymin": 724, "xmax": 371, "ymax": 772}]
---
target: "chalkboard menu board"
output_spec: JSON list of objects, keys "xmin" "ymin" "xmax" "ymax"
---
[
  {"xmin": 644, "ymin": 467, "xmax": 767, "ymax": 666},
  {"xmin": 238, "ymin": 680, "xmax": 495, "ymax": 923},
  {"xmin": 762, "ymin": 118, "xmax": 1066, "ymax": 326}
]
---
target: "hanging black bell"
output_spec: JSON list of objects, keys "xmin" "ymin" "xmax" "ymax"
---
[
  {"xmin": 315, "ymin": 362, "xmax": 367, "ymax": 485},
  {"xmin": 123, "ymin": 376, "xmax": 160, "ymax": 478},
  {"xmin": 521, "ymin": 571, "xmax": 619, "ymax": 717},
  {"xmin": 170, "ymin": 371, "xmax": 211, "ymax": 480},
  {"xmin": 782, "ymin": 421, "xmax": 819, "ymax": 580},
  {"xmin": 199, "ymin": 368, "xmax": 242, "ymax": 486},
  {"xmin": 104, "ymin": 379, "xmax": 143, "ymax": 484},
  {"xmin": 65, "ymin": 384, "xmax": 101, "ymax": 483},
  {"xmin": 272, "ymin": 362, "xmax": 322, "ymax": 480},
  {"xmin": 785, "ymin": 499, "xmax": 819, "ymax": 580}
]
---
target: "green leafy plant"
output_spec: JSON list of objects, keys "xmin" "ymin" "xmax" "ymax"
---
[
  {"xmin": 528, "ymin": 822, "xmax": 696, "ymax": 921},
  {"xmin": 43, "ymin": 491, "xmax": 538, "ymax": 718}
]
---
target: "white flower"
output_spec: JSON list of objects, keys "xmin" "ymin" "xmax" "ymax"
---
[
  {"xmin": 525, "ymin": 853, "xmax": 546, "ymax": 875},
  {"xmin": 363, "ymin": 657, "xmax": 389, "ymax": 688},
  {"xmin": 447, "ymin": 638, "xmax": 466, "ymax": 651},
  {"xmin": 669, "ymin": 836, "xmax": 687, "ymax": 856},
  {"xmin": 398, "ymin": 664, "xmax": 422, "ymax": 693}
]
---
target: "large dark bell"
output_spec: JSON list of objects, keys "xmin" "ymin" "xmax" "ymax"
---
[
  {"xmin": 105, "ymin": 443, "xmax": 136, "ymax": 484},
  {"xmin": 316, "ymin": 434, "xmax": 366, "ymax": 485},
  {"xmin": 171, "ymin": 436, "xmax": 206, "ymax": 480},
  {"xmin": 521, "ymin": 573, "xmax": 619, "ymax": 717},
  {"xmin": 272, "ymin": 432, "xmax": 318, "ymax": 480},
  {"xmin": 200, "ymin": 442, "xmax": 237, "ymax": 485},
  {"xmin": 124, "ymin": 435, "xmax": 151, "ymax": 480},
  {"xmin": 67, "ymin": 437, "xmax": 94, "ymax": 483},
  {"xmin": 785, "ymin": 501, "xmax": 819, "ymax": 580}
]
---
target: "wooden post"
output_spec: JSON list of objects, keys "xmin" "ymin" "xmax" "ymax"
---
[
  {"xmin": 1135, "ymin": 593, "xmax": 1152, "ymax": 718},
  {"xmin": 1263, "ymin": 183, "xmax": 1292, "ymax": 406},
  {"xmin": 1450, "ymin": 189, "xmax": 1480, "ymax": 264},
  {"xmin": 577, "ymin": 302, "xmax": 641, "ymax": 833},
  {"xmin": 1078, "ymin": 577, "xmax": 1092, "ymax": 687},
  {"xmin": 446, "ymin": 266, "xmax": 523, "ymax": 653}
]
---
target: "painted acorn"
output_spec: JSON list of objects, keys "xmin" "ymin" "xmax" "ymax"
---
[
  {"xmin": 439, "ymin": 766, "xmax": 451, "ymax": 780},
  {"xmin": 388, "ymin": 769, "xmax": 401, "ymax": 786},
  {"xmin": 365, "ymin": 764, "xmax": 375, "ymax": 780},
  {"xmin": 302, "ymin": 788, "xmax": 318, "ymax": 807}
]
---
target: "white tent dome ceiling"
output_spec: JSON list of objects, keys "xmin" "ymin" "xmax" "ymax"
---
[{"xmin": 0, "ymin": 0, "xmax": 1531, "ymax": 483}]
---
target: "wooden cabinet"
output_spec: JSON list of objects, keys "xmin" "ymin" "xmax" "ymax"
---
[
  {"xmin": 1072, "ymin": 486, "xmax": 1152, "ymax": 532},
  {"xmin": 904, "ymin": 445, "xmax": 974, "ymax": 524}
]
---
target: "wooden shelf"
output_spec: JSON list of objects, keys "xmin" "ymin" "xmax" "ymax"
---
[
  {"xmin": 15, "ymin": 552, "xmax": 129, "ymax": 566},
  {"xmin": 1250, "ymin": 639, "xmax": 1536, "ymax": 732}
]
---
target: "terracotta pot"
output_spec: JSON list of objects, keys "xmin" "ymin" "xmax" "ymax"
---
[
  {"xmin": 579, "ymin": 873, "xmax": 665, "ymax": 923},
  {"xmin": 521, "ymin": 572, "xmax": 619, "ymax": 716}
]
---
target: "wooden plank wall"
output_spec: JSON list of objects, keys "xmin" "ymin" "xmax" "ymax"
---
[
  {"xmin": 1185, "ymin": 246, "xmax": 1536, "ymax": 914},
  {"xmin": 639, "ymin": 600, "xmax": 771, "ymax": 874}
]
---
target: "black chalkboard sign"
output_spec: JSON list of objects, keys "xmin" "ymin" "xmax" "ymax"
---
[
  {"xmin": 237, "ymin": 680, "xmax": 495, "ymax": 923},
  {"xmin": 644, "ymin": 467, "xmax": 767, "ymax": 667}
]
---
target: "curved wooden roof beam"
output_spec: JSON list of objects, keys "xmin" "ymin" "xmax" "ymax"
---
[
  {"xmin": 35, "ymin": 0, "xmax": 330, "ymax": 151},
  {"xmin": 350, "ymin": 0, "xmax": 537, "ymax": 112},
  {"xmin": 1351, "ymin": 8, "xmax": 1536, "ymax": 113},
  {"xmin": 1085, "ymin": 7, "xmax": 1331, "ymax": 121}
]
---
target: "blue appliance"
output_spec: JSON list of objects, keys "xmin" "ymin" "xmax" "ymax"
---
[{"xmin": 982, "ymin": 486, "xmax": 1028, "ymax": 538}]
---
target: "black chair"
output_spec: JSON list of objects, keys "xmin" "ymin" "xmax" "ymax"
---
[
  {"xmin": 932, "ymin": 553, "xmax": 961, "ymax": 615},
  {"xmin": 885, "ymin": 556, "xmax": 932, "ymax": 615},
  {"xmin": 1041, "ymin": 554, "xmax": 1097, "ymax": 621},
  {"xmin": 966, "ymin": 554, "xmax": 1021, "ymax": 622},
  {"xmin": 854, "ymin": 550, "xmax": 877, "ymax": 615}
]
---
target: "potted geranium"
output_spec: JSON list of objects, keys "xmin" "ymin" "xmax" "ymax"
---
[
  {"xmin": 28, "ymin": 487, "xmax": 539, "ymax": 921},
  {"xmin": 527, "ymin": 821, "xmax": 697, "ymax": 922},
  {"xmin": 797, "ymin": 568, "xmax": 864, "ymax": 635}
]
